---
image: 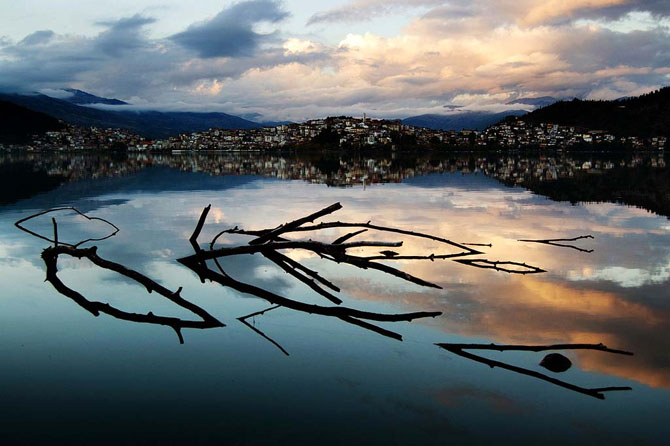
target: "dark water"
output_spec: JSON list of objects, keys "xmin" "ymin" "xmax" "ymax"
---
[{"xmin": 1, "ymin": 151, "xmax": 669, "ymax": 445}]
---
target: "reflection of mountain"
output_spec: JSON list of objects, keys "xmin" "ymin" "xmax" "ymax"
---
[
  {"xmin": 513, "ymin": 166, "xmax": 670, "ymax": 217},
  {"xmin": 0, "ymin": 161, "xmax": 65, "ymax": 205},
  {"xmin": 1, "ymin": 152, "xmax": 668, "ymax": 217}
]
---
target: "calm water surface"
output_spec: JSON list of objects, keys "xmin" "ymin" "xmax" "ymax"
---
[{"xmin": 1, "ymin": 152, "xmax": 669, "ymax": 445}]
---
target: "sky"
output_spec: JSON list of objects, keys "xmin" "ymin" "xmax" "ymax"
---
[{"xmin": 0, "ymin": 0, "xmax": 669, "ymax": 121}]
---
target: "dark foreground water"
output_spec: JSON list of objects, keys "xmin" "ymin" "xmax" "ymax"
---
[{"xmin": 1, "ymin": 151, "xmax": 669, "ymax": 445}]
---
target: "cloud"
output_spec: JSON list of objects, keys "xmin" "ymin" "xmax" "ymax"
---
[
  {"xmin": 95, "ymin": 14, "xmax": 157, "ymax": 57},
  {"xmin": 18, "ymin": 30, "xmax": 55, "ymax": 46},
  {"xmin": 308, "ymin": 0, "xmax": 670, "ymax": 26},
  {"xmin": 170, "ymin": 0, "xmax": 289, "ymax": 58},
  {"xmin": 307, "ymin": 0, "xmax": 442, "ymax": 25},
  {"xmin": 0, "ymin": 0, "xmax": 668, "ymax": 120}
]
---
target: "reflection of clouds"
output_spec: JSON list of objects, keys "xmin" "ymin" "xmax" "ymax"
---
[
  {"xmin": 568, "ymin": 262, "xmax": 670, "ymax": 288},
  {"xmin": 435, "ymin": 385, "xmax": 527, "ymax": 414},
  {"xmin": 4, "ymin": 169, "xmax": 670, "ymax": 391}
]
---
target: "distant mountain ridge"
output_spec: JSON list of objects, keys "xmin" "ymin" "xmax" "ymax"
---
[
  {"xmin": 507, "ymin": 96, "xmax": 565, "ymax": 107},
  {"xmin": 0, "ymin": 92, "xmax": 261, "ymax": 139},
  {"xmin": 61, "ymin": 88, "xmax": 128, "ymax": 106},
  {"xmin": 516, "ymin": 87, "xmax": 670, "ymax": 136},
  {"xmin": 403, "ymin": 110, "xmax": 527, "ymax": 131}
]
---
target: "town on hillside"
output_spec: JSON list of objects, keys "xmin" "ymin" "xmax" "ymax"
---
[{"xmin": 2, "ymin": 114, "xmax": 667, "ymax": 152}]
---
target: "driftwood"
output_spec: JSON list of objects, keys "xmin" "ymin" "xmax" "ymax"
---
[
  {"xmin": 238, "ymin": 305, "xmax": 289, "ymax": 356},
  {"xmin": 518, "ymin": 235, "xmax": 594, "ymax": 253},
  {"xmin": 179, "ymin": 204, "xmax": 445, "ymax": 342},
  {"xmin": 41, "ymin": 243, "xmax": 224, "ymax": 344},
  {"xmin": 437, "ymin": 343, "xmax": 632, "ymax": 400},
  {"xmin": 15, "ymin": 207, "xmax": 120, "ymax": 247},
  {"xmin": 16, "ymin": 204, "xmax": 636, "ymax": 401},
  {"xmin": 453, "ymin": 259, "xmax": 546, "ymax": 275}
]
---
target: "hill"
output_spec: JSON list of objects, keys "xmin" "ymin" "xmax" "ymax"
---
[
  {"xmin": 0, "ymin": 100, "xmax": 65, "ymax": 144},
  {"xmin": 519, "ymin": 87, "xmax": 670, "ymax": 136},
  {"xmin": 0, "ymin": 93, "xmax": 262, "ymax": 139},
  {"xmin": 403, "ymin": 110, "xmax": 526, "ymax": 131}
]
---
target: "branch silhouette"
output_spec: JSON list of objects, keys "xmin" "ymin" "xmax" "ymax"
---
[
  {"xmin": 518, "ymin": 235, "xmax": 595, "ymax": 253},
  {"xmin": 437, "ymin": 342, "xmax": 632, "ymax": 400}
]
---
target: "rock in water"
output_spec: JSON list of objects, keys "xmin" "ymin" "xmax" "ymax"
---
[{"xmin": 539, "ymin": 353, "xmax": 572, "ymax": 373}]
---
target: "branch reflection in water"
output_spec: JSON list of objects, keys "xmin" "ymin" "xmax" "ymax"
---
[{"xmin": 14, "ymin": 204, "xmax": 633, "ymax": 399}]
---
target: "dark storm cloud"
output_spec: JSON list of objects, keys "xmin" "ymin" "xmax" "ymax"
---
[
  {"xmin": 95, "ymin": 14, "xmax": 157, "ymax": 57},
  {"xmin": 580, "ymin": 0, "xmax": 670, "ymax": 21},
  {"xmin": 170, "ymin": 0, "xmax": 289, "ymax": 58}
]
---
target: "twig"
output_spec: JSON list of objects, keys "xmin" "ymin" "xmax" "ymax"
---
[
  {"xmin": 453, "ymin": 259, "xmax": 546, "ymax": 274},
  {"xmin": 52, "ymin": 217, "xmax": 58, "ymax": 247},
  {"xmin": 333, "ymin": 229, "xmax": 368, "ymax": 244},
  {"xmin": 41, "ymin": 244, "xmax": 224, "ymax": 344},
  {"xmin": 263, "ymin": 250, "xmax": 343, "ymax": 304},
  {"xmin": 15, "ymin": 207, "xmax": 119, "ymax": 247},
  {"xmin": 249, "ymin": 202, "xmax": 343, "ymax": 245},
  {"xmin": 189, "ymin": 239, "xmax": 404, "ymax": 262},
  {"xmin": 275, "ymin": 220, "xmax": 483, "ymax": 257},
  {"xmin": 238, "ymin": 305, "xmax": 289, "ymax": 356},
  {"xmin": 518, "ymin": 235, "xmax": 594, "ymax": 253},
  {"xmin": 437, "ymin": 344, "xmax": 632, "ymax": 400},
  {"xmin": 435, "ymin": 342, "xmax": 633, "ymax": 356},
  {"xmin": 178, "ymin": 255, "xmax": 441, "ymax": 324}
]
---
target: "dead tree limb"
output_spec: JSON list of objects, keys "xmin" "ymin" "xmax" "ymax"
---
[
  {"xmin": 179, "ymin": 254, "xmax": 441, "ymax": 324},
  {"xmin": 333, "ymin": 229, "xmax": 368, "ymax": 244},
  {"xmin": 435, "ymin": 342, "xmax": 633, "ymax": 356},
  {"xmin": 249, "ymin": 202, "xmax": 343, "ymax": 245},
  {"xmin": 238, "ymin": 305, "xmax": 289, "ymax": 356},
  {"xmin": 262, "ymin": 250, "xmax": 343, "ymax": 305},
  {"xmin": 437, "ymin": 344, "xmax": 632, "ymax": 400},
  {"xmin": 518, "ymin": 235, "xmax": 594, "ymax": 253},
  {"xmin": 41, "ymin": 244, "xmax": 224, "ymax": 344},
  {"xmin": 15, "ymin": 207, "xmax": 120, "ymax": 247},
  {"xmin": 453, "ymin": 259, "xmax": 546, "ymax": 275}
]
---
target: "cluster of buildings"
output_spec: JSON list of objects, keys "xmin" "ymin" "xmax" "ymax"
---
[
  {"xmin": 2, "ymin": 115, "xmax": 667, "ymax": 152},
  {"xmin": 11, "ymin": 124, "xmax": 141, "ymax": 151},
  {"xmin": 481, "ymin": 119, "xmax": 667, "ymax": 149}
]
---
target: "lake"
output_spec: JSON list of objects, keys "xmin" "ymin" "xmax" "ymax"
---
[{"xmin": 1, "ymin": 150, "xmax": 669, "ymax": 445}]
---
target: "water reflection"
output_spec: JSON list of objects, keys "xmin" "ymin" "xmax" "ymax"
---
[
  {"xmin": 15, "ymin": 201, "xmax": 638, "ymax": 401},
  {"xmin": 2, "ymin": 152, "xmax": 669, "ymax": 444},
  {"xmin": 2, "ymin": 150, "xmax": 669, "ymax": 216}
]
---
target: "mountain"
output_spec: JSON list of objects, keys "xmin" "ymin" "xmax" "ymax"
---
[
  {"xmin": 403, "ymin": 110, "xmax": 527, "ymax": 131},
  {"xmin": 0, "ymin": 93, "xmax": 261, "ymax": 139},
  {"xmin": 507, "ymin": 96, "xmax": 562, "ymax": 108},
  {"xmin": 517, "ymin": 87, "xmax": 670, "ymax": 137},
  {"xmin": 61, "ymin": 88, "xmax": 128, "ymax": 105},
  {"xmin": 0, "ymin": 99, "xmax": 65, "ymax": 144}
]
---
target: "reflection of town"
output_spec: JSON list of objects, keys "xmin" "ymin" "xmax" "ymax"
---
[
  {"xmin": 3, "ymin": 115, "xmax": 668, "ymax": 151},
  {"xmin": 1, "ymin": 150, "xmax": 666, "ymax": 187}
]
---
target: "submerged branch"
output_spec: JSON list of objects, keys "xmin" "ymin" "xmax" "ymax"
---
[
  {"xmin": 249, "ymin": 202, "xmax": 343, "ymax": 245},
  {"xmin": 15, "ymin": 207, "xmax": 120, "ymax": 247},
  {"xmin": 436, "ymin": 342, "xmax": 633, "ymax": 356},
  {"xmin": 41, "ymin": 244, "xmax": 224, "ymax": 344},
  {"xmin": 437, "ymin": 343, "xmax": 632, "ymax": 400},
  {"xmin": 238, "ymin": 305, "xmax": 289, "ymax": 356},
  {"xmin": 453, "ymin": 259, "xmax": 546, "ymax": 275},
  {"xmin": 518, "ymin": 235, "xmax": 595, "ymax": 253}
]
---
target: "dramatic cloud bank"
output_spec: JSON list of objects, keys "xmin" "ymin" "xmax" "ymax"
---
[{"xmin": 0, "ymin": 0, "xmax": 668, "ymax": 120}]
